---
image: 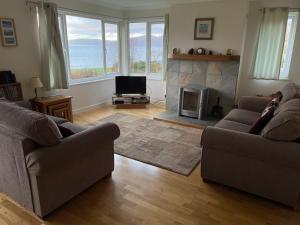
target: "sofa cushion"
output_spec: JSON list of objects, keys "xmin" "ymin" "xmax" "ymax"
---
[
  {"xmin": 215, "ymin": 120, "xmax": 252, "ymax": 133},
  {"xmin": 262, "ymin": 99, "xmax": 300, "ymax": 141},
  {"xmin": 223, "ymin": 109, "xmax": 261, "ymax": 125},
  {"xmin": 275, "ymin": 98, "xmax": 300, "ymax": 116},
  {"xmin": 280, "ymin": 82, "xmax": 297, "ymax": 104},
  {"xmin": 0, "ymin": 101, "xmax": 62, "ymax": 146}
]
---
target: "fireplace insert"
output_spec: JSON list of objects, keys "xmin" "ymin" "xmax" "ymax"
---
[{"xmin": 178, "ymin": 87, "xmax": 209, "ymax": 120}]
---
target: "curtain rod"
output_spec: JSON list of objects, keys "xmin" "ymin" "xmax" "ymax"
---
[
  {"xmin": 259, "ymin": 7, "xmax": 300, "ymax": 12},
  {"xmin": 25, "ymin": 0, "xmax": 123, "ymax": 19}
]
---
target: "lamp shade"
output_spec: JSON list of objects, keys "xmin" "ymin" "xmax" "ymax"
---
[{"xmin": 30, "ymin": 77, "xmax": 43, "ymax": 88}]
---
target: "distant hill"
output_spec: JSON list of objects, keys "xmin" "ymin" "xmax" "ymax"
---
[
  {"xmin": 68, "ymin": 36, "xmax": 163, "ymax": 68},
  {"xmin": 69, "ymin": 36, "xmax": 163, "ymax": 48}
]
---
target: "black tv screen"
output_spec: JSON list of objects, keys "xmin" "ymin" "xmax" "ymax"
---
[{"xmin": 115, "ymin": 76, "xmax": 146, "ymax": 95}]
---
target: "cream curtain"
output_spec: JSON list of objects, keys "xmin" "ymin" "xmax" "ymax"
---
[
  {"xmin": 163, "ymin": 14, "xmax": 169, "ymax": 80},
  {"xmin": 38, "ymin": 3, "xmax": 68, "ymax": 90},
  {"xmin": 252, "ymin": 8, "xmax": 289, "ymax": 80}
]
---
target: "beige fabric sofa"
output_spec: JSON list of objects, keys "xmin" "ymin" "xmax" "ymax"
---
[
  {"xmin": 0, "ymin": 100, "xmax": 120, "ymax": 217},
  {"xmin": 201, "ymin": 96, "xmax": 300, "ymax": 208}
]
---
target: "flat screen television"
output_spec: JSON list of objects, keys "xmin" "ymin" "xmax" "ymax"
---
[{"xmin": 115, "ymin": 76, "xmax": 146, "ymax": 95}]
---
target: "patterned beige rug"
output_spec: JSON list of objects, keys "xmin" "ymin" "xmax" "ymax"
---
[{"xmin": 89, "ymin": 113, "xmax": 202, "ymax": 175}]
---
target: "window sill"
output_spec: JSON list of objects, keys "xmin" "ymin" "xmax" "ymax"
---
[
  {"xmin": 249, "ymin": 77, "xmax": 290, "ymax": 82},
  {"xmin": 69, "ymin": 74, "xmax": 119, "ymax": 86},
  {"xmin": 130, "ymin": 73, "xmax": 164, "ymax": 81}
]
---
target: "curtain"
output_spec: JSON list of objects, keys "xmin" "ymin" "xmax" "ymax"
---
[
  {"xmin": 38, "ymin": 3, "xmax": 68, "ymax": 90},
  {"xmin": 163, "ymin": 14, "xmax": 169, "ymax": 81},
  {"xmin": 252, "ymin": 8, "xmax": 289, "ymax": 80}
]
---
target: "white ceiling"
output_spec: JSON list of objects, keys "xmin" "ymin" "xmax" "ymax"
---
[{"xmin": 79, "ymin": 0, "xmax": 239, "ymax": 10}]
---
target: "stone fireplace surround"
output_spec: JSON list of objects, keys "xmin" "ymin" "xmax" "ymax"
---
[{"xmin": 166, "ymin": 59, "xmax": 240, "ymax": 118}]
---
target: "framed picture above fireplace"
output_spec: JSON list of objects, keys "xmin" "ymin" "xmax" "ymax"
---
[{"xmin": 194, "ymin": 18, "xmax": 214, "ymax": 40}]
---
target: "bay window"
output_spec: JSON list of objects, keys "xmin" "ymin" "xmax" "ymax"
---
[
  {"xmin": 58, "ymin": 12, "xmax": 120, "ymax": 85},
  {"xmin": 129, "ymin": 20, "xmax": 165, "ymax": 78}
]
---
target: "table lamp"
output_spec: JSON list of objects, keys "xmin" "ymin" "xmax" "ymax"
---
[{"xmin": 30, "ymin": 77, "xmax": 43, "ymax": 98}]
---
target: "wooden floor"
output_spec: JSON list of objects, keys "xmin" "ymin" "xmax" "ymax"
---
[{"xmin": 1, "ymin": 104, "xmax": 300, "ymax": 225}]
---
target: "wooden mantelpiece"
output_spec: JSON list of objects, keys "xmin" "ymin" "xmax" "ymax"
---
[{"xmin": 168, "ymin": 53, "xmax": 240, "ymax": 62}]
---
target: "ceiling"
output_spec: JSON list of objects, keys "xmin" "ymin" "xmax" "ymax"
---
[{"xmin": 79, "ymin": 0, "xmax": 237, "ymax": 10}]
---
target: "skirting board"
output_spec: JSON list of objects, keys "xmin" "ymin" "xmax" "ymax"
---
[
  {"xmin": 73, "ymin": 99, "xmax": 111, "ymax": 115},
  {"xmin": 73, "ymin": 97, "xmax": 165, "ymax": 114}
]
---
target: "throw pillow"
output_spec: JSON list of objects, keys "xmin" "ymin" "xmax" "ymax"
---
[
  {"xmin": 249, "ymin": 105, "xmax": 276, "ymax": 134},
  {"xmin": 0, "ymin": 101, "xmax": 62, "ymax": 146},
  {"xmin": 262, "ymin": 99, "xmax": 300, "ymax": 141},
  {"xmin": 57, "ymin": 124, "xmax": 75, "ymax": 138}
]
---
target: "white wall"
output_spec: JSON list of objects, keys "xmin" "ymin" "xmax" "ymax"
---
[
  {"xmin": 0, "ymin": 0, "xmax": 125, "ymax": 112},
  {"xmin": 237, "ymin": 0, "xmax": 300, "ymax": 98},
  {"xmin": 169, "ymin": 0, "xmax": 248, "ymax": 55}
]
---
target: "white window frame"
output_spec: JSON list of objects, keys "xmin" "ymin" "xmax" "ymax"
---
[
  {"xmin": 58, "ymin": 10, "xmax": 122, "ymax": 85},
  {"xmin": 128, "ymin": 18, "xmax": 165, "ymax": 80},
  {"xmin": 279, "ymin": 11, "xmax": 299, "ymax": 80}
]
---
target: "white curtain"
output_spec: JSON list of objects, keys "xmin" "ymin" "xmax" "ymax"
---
[
  {"xmin": 38, "ymin": 3, "xmax": 68, "ymax": 90},
  {"xmin": 252, "ymin": 8, "xmax": 289, "ymax": 80},
  {"xmin": 163, "ymin": 14, "xmax": 169, "ymax": 80}
]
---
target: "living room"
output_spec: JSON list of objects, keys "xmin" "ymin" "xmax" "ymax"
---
[{"xmin": 0, "ymin": 0, "xmax": 300, "ymax": 224}]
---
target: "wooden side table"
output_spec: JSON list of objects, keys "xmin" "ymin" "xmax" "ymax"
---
[{"xmin": 31, "ymin": 95, "xmax": 73, "ymax": 122}]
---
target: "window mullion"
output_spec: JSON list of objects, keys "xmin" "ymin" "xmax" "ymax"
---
[
  {"xmin": 102, "ymin": 21, "xmax": 107, "ymax": 75},
  {"xmin": 146, "ymin": 22, "xmax": 151, "ymax": 75}
]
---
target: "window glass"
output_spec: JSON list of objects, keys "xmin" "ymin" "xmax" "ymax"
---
[
  {"xmin": 129, "ymin": 22, "xmax": 147, "ymax": 74},
  {"xmin": 280, "ymin": 12, "xmax": 299, "ymax": 79},
  {"xmin": 66, "ymin": 15, "xmax": 104, "ymax": 80},
  {"xmin": 105, "ymin": 23, "xmax": 119, "ymax": 73},
  {"xmin": 150, "ymin": 23, "xmax": 165, "ymax": 74}
]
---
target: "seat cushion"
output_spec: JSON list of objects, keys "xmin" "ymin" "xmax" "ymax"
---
[
  {"xmin": 59, "ymin": 122, "xmax": 86, "ymax": 134},
  {"xmin": 215, "ymin": 119, "xmax": 252, "ymax": 133},
  {"xmin": 223, "ymin": 109, "xmax": 261, "ymax": 125},
  {"xmin": 0, "ymin": 101, "xmax": 62, "ymax": 146}
]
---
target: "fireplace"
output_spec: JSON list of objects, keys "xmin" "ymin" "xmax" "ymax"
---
[{"xmin": 178, "ymin": 87, "xmax": 209, "ymax": 120}]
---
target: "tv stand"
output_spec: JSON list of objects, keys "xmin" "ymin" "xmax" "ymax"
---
[{"xmin": 112, "ymin": 94, "xmax": 150, "ymax": 109}]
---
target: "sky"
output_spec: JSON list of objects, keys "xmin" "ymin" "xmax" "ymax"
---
[
  {"xmin": 66, "ymin": 15, "xmax": 164, "ymax": 40},
  {"xmin": 66, "ymin": 15, "xmax": 118, "ymax": 40}
]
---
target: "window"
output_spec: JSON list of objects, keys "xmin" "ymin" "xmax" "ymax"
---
[
  {"xmin": 129, "ymin": 22, "xmax": 147, "ymax": 74},
  {"xmin": 280, "ymin": 12, "xmax": 299, "ymax": 79},
  {"xmin": 58, "ymin": 12, "xmax": 120, "ymax": 84},
  {"xmin": 150, "ymin": 23, "xmax": 164, "ymax": 74},
  {"xmin": 105, "ymin": 23, "xmax": 120, "ymax": 73},
  {"xmin": 252, "ymin": 9, "xmax": 298, "ymax": 80},
  {"xmin": 129, "ymin": 20, "xmax": 165, "ymax": 78}
]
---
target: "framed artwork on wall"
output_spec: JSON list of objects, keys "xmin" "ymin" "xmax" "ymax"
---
[
  {"xmin": 194, "ymin": 18, "xmax": 215, "ymax": 40},
  {"xmin": 0, "ymin": 18, "xmax": 17, "ymax": 47}
]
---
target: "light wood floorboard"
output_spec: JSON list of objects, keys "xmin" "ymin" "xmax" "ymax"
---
[{"xmin": 0, "ymin": 104, "xmax": 300, "ymax": 225}]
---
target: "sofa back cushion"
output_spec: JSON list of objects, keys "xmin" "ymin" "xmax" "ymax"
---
[
  {"xmin": 0, "ymin": 101, "xmax": 62, "ymax": 146},
  {"xmin": 262, "ymin": 99, "xmax": 300, "ymax": 141},
  {"xmin": 280, "ymin": 82, "xmax": 298, "ymax": 104}
]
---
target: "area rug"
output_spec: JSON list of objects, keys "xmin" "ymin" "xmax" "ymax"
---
[{"xmin": 88, "ymin": 113, "xmax": 202, "ymax": 175}]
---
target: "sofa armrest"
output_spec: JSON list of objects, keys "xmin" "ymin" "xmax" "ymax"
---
[
  {"xmin": 238, "ymin": 96, "xmax": 271, "ymax": 113},
  {"xmin": 26, "ymin": 122, "xmax": 120, "ymax": 175},
  {"xmin": 201, "ymin": 126, "xmax": 300, "ymax": 170}
]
